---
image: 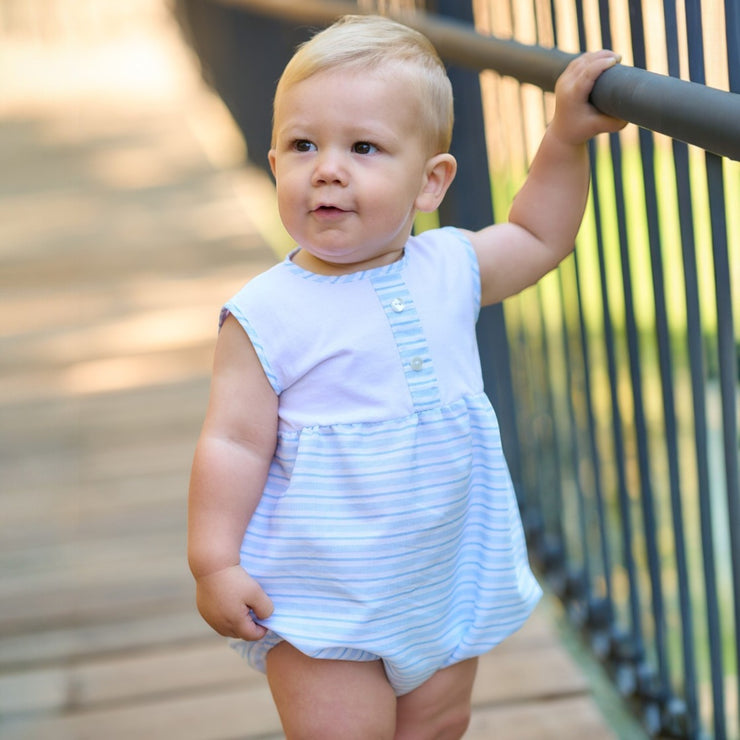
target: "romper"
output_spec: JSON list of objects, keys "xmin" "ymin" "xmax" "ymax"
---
[{"xmin": 222, "ymin": 226, "xmax": 541, "ymax": 696}]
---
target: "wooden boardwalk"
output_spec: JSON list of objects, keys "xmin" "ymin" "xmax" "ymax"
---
[{"xmin": 0, "ymin": 4, "xmax": 630, "ymax": 738}]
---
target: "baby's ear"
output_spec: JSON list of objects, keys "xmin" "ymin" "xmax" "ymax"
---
[{"xmin": 415, "ymin": 153, "xmax": 457, "ymax": 212}]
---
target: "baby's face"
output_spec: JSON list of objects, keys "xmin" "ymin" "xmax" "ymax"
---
[{"xmin": 269, "ymin": 66, "xmax": 434, "ymax": 273}]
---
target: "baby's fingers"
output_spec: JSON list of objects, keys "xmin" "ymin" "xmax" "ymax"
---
[
  {"xmin": 249, "ymin": 581, "xmax": 275, "ymax": 621},
  {"xmin": 553, "ymin": 50, "xmax": 627, "ymax": 143},
  {"xmin": 582, "ymin": 49, "xmax": 622, "ymax": 74},
  {"xmin": 580, "ymin": 53, "xmax": 628, "ymax": 134},
  {"xmin": 231, "ymin": 575, "xmax": 274, "ymax": 641},
  {"xmin": 233, "ymin": 610, "xmax": 270, "ymax": 641},
  {"xmin": 556, "ymin": 50, "xmax": 619, "ymax": 103}
]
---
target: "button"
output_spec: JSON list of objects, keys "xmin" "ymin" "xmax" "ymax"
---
[
  {"xmin": 410, "ymin": 357, "xmax": 424, "ymax": 371},
  {"xmin": 390, "ymin": 298, "xmax": 405, "ymax": 312}
]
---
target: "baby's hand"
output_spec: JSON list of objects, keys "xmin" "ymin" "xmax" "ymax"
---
[
  {"xmin": 550, "ymin": 50, "xmax": 627, "ymax": 146},
  {"xmin": 195, "ymin": 565, "xmax": 274, "ymax": 641}
]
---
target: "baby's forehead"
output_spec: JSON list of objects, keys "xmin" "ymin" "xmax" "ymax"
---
[
  {"xmin": 275, "ymin": 64, "xmax": 425, "ymax": 125},
  {"xmin": 286, "ymin": 61, "xmax": 420, "ymax": 97}
]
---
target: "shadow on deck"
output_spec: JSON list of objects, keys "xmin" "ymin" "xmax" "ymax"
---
[{"xmin": 0, "ymin": 3, "xmax": 639, "ymax": 737}]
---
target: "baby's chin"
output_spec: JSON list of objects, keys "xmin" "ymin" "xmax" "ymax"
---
[{"xmin": 292, "ymin": 245, "xmax": 405, "ymax": 275}]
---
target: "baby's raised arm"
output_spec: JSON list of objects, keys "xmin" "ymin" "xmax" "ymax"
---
[
  {"xmin": 466, "ymin": 50, "xmax": 627, "ymax": 306},
  {"xmin": 188, "ymin": 314, "xmax": 277, "ymax": 640}
]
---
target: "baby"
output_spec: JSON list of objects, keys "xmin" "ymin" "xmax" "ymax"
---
[{"xmin": 188, "ymin": 14, "xmax": 625, "ymax": 739}]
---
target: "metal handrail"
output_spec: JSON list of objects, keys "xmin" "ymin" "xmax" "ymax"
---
[{"xmin": 212, "ymin": 0, "xmax": 740, "ymax": 160}]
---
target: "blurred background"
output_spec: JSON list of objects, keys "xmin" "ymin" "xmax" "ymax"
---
[{"xmin": 1, "ymin": 1, "xmax": 737, "ymax": 738}]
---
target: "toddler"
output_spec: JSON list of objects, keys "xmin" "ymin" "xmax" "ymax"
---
[{"xmin": 188, "ymin": 14, "xmax": 625, "ymax": 739}]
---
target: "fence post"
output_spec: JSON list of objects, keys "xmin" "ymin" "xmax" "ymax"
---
[{"xmin": 430, "ymin": 0, "xmax": 529, "ymax": 533}]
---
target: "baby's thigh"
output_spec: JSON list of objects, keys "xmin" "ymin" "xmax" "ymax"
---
[
  {"xmin": 265, "ymin": 641, "xmax": 396, "ymax": 740},
  {"xmin": 395, "ymin": 657, "xmax": 479, "ymax": 740}
]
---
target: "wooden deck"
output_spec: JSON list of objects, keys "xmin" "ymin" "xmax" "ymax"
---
[{"xmin": 0, "ymin": 4, "xmax": 627, "ymax": 738}]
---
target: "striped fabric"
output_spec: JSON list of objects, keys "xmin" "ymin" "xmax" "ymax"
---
[
  {"xmin": 223, "ymin": 227, "xmax": 541, "ymax": 695},
  {"xmin": 371, "ymin": 271, "xmax": 441, "ymax": 408}
]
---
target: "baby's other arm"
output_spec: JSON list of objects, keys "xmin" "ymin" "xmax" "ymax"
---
[
  {"xmin": 464, "ymin": 51, "xmax": 626, "ymax": 306},
  {"xmin": 188, "ymin": 314, "xmax": 278, "ymax": 640}
]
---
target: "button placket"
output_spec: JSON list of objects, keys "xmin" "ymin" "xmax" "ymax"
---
[{"xmin": 371, "ymin": 272, "xmax": 441, "ymax": 408}]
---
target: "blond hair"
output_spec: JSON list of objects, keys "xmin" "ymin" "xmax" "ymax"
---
[{"xmin": 273, "ymin": 15, "xmax": 454, "ymax": 153}]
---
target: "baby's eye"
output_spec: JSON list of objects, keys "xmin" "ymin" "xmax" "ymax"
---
[
  {"xmin": 293, "ymin": 139, "xmax": 316, "ymax": 152},
  {"xmin": 352, "ymin": 141, "xmax": 378, "ymax": 155}
]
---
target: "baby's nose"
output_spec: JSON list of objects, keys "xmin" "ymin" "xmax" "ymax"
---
[{"xmin": 312, "ymin": 151, "xmax": 347, "ymax": 185}]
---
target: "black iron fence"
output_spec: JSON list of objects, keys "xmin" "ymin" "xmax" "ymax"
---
[{"xmin": 175, "ymin": 1, "xmax": 740, "ymax": 736}]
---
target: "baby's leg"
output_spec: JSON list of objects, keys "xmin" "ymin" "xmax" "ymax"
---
[
  {"xmin": 394, "ymin": 657, "xmax": 478, "ymax": 740},
  {"xmin": 266, "ymin": 641, "xmax": 396, "ymax": 739}
]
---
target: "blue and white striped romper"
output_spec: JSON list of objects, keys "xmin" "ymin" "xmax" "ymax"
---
[{"xmin": 223, "ymin": 226, "xmax": 541, "ymax": 696}]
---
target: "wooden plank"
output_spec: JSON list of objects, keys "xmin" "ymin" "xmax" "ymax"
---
[
  {"xmin": 0, "ymin": 684, "xmax": 284, "ymax": 740},
  {"xmin": 473, "ymin": 642, "xmax": 589, "ymax": 705},
  {"xmin": 466, "ymin": 694, "xmax": 618, "ymax": 739},
  {"xmin": 0, "ymin": 613, "xmax": 210, "ymax": 668},
  {"xmin": 0, "ymin": 640, "xmax": 251, "ymax": 716}
]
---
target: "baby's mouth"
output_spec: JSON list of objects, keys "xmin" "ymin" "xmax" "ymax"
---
[{"xmin": 312, "ymin": 205, "xmax": 349, "ymax": 218}]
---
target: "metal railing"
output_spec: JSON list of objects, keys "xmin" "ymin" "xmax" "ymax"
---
[
  {"xmin": 206, "ymin": 0, "xmax": 740, "ymax": 160},
  {"xmin": 175, "ymin": 1, "xmax": 740, "ymax": 736}
]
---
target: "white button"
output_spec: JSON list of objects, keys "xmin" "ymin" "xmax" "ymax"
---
[
  {"xmin": 390, "ymin": 298, "xmax": 405, "ymax": 312},
  {"xmin": 410, "ymin": 357, "xmax": 424, "ymax": 371}
]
